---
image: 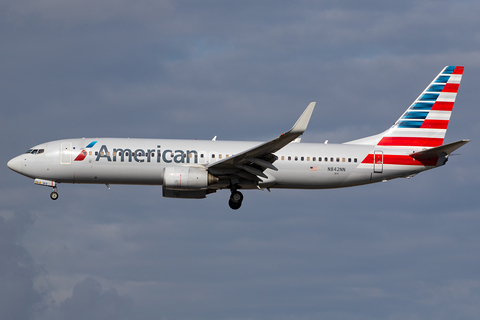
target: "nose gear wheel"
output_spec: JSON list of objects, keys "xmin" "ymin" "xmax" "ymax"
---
[{"xmin": 50, "ymin": 186, "xmax": 59, "ymax": 200}]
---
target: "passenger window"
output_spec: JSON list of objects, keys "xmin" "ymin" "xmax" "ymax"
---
[
  {"xmin": 342, "ymin": 158, "xmax": 345, "ymax": 162},
  {"xmin": 312, "ymin": 157, "xmax": 316, "ymax": 161},
  {"xmin": 301, "ymin": 157, "xmax": 304, "ymax": 161},
  {"xmin": 295, "ymin": 156, "xmax": 298, "ymax": 161},
  {"xmin": 354, "ymin": 158, "xmax": 357, "ymax": 163},
  {"xmin": 281, "ymin": 156, "xmax": 285, "ymax": 160},
  {"xmin": 288, "ymin": 156, "xmax": 291, "ymax": 161},
  {"xmin": 306, "ymin": 157, "xmax": 310, "ymax": 161},
  {"xmin": 330, "ymin": 157, "xmax": 334, "ymax": 162},
  {"xmin": 348, "ymin": 158, "xmax": 351, "ymax": 162},
  {"xmin": 219, "ymin": 154, "xmax": 222, "ymax": 159}
]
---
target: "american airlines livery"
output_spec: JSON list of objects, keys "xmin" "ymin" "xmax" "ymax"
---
[{"xmin": 7, "ymin": 66, "xmax": 470, "ymax": 209}]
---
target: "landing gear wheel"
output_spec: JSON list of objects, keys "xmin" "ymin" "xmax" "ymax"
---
[
  {"xmin": 229, "ymin": 199, "xmax": 242, "ymax": 210},
  {"xmin": 228, "ymin": 190, "xmax": 243, "ymax": 210},
  {"xmin": 50, "ymin": 191, "xmax": 59, "ymax": 200},
  {"xmin": 230, "ymin": 191, "xmax": 243, "ymax": 203}
]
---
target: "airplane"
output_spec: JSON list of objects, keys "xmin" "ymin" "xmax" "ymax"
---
[{"xmin": 7, "ymin": 66, "xmax": 470, "ymax": 209}]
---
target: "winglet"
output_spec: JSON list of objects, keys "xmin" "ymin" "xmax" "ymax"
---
[{"xmin": 288, "ymin": 102, "xmax": 316, "ymax": 134}]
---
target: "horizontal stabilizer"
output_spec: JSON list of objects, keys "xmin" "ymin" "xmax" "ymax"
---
[{"xmin": 410, "ymin": 139, "xmax": 470, "ymax": 159}]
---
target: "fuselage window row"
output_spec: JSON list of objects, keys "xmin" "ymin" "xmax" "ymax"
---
[
  {"xmin": 280, "ymin": 155, "xmax": 357, "ymax": 163},
  {"xmin": 62, "ymin": 149, "xmax": 360, "ymax": 164}
]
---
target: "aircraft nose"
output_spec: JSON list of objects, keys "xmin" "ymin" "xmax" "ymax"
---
[{"xmin": 7, "ymin": 156, "xmax": 22, "ymax": 173}]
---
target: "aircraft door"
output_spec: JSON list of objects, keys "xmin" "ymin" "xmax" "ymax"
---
[
  {"xmin": 373, "ymin": 150, "xmax": 383, "ymax": 173},
  {"xmin": 60, "ymin": 142, "xmax": 72, "ymax": 164}
]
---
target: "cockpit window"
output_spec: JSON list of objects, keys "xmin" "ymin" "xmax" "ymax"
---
[{"xmin": 25, "ymin": 149, "xmax": 44, "ymax": 155}]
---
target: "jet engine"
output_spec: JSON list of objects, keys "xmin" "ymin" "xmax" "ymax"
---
[{"xmin": 162, "ymin": 166, "xmax": 218, "ymax": 190}]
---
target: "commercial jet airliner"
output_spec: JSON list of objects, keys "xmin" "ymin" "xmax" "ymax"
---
[{"xmin": 7, "ymin": 66, "xmax": 470, "ymax": 209}]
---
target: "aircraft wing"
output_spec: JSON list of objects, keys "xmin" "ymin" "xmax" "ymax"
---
[
  {"xmin": 410, "ymin": 139, "xmax": 470, "ymax": 159},
  {"xmin": 206, "ymin": 102, "xmax": 316, "ymax": 181}
]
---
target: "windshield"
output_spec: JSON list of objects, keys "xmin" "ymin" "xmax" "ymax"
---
[{"xmin": 25, "ymin": 149, "xmax": 44, "ymax": 154}]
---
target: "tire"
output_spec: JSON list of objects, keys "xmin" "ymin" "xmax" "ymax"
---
[
  {"xmin": 229, "ymin": 199, "xmax": 242, "ymax": 210},
  {"xmin": 50, "ymin": 192, "xmax": 59, "ymax": 200},
  {"xmin": 230, "ymin": 191, "xmax": 243, "ymax": 203}
]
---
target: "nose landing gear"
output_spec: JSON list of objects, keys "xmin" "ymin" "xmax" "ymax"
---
[
  {"xmin": 50, "ymin": 186, "xmax": 59, "ymax": 200},
  {"xmin": 229, "ymin": 190, "xmax": 243, "ymax": 210},
  {"xmin": 34, "ymin": 179, "xmax": 59, "ymax": 200}
]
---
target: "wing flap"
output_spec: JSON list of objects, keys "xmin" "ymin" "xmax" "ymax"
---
[
  {"xmin": 246, "ymin": 157, "xmax": 278, "ymax": 171},
  {"xmin": 237, "ymin": 164, "xmax": 268, "ymax": 179}
]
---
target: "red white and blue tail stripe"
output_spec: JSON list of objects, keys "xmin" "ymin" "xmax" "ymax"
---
[{"xmin": 377, "ymin": 66, "xmax": 463, "ymax": 148}]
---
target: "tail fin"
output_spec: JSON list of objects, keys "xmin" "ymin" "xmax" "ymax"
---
[
  {"xmin": 345, "ymin": 66, "xmax": 464, "ymax": 147},
  {"xmin": 378, "ymin": 66, "xmax": 464, "ymax": 147}
]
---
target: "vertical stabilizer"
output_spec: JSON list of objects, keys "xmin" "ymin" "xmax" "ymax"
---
[
  {"xmin": 345, "ymin": 66, "xmax": 464, "ymax": 147},
  {"xmin": 377, "ymin": 66, "xmax": 464, "ymax": 148}
]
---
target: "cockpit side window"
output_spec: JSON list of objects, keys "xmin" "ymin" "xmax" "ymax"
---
[{"xmin": 25, "ymin": 149, "xmax": 44, "ymax": 154}]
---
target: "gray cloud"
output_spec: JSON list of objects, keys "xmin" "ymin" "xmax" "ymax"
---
[
  {"xmin": 60, "ymin": 277, "xmax": 133, "ymax": 320},
  {"xmin": 0, "ymin": 211, "xmax": 45, "ymax": 320},
  {"xmin": 2, "ymin": 0, "xmax": 480, "ymax": 319}
]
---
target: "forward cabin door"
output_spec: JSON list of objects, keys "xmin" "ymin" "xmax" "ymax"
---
[
  {"xmin": 60, "ymin": 142, "xmax": 72, "ymax": 164},
  {"xmin": 373, "ymin": 150, "xmax": 383, "ymax": 173}
]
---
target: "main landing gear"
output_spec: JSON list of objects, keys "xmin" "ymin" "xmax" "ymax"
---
[{"xmin": 228, "ymin": 190, "xmax": 243, "ymax": 210}]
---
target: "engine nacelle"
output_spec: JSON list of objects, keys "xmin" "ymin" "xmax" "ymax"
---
[{"xmin": 162, "ymin": 166, "xmax": 218, "ymax": 190}]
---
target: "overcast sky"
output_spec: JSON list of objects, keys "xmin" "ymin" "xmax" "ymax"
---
[{"xmin": 2, "ymin": 1, "xmax": 480, "ymax": 319}]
